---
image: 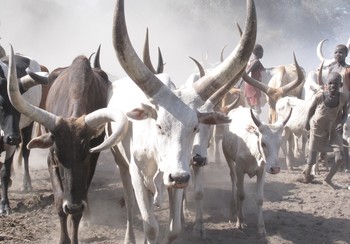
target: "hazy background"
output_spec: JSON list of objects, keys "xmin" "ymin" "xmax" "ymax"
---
[{"xmin": 1, "ymin": 0, "xmax": 350, "ymax": 85}]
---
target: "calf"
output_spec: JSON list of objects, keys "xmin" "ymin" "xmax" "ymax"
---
[
  {"xmin": 276, "ymin": 96, "xmax": 309, "ymax": 170},
  {"xmin": 222, "ymin": 106, "xmax": 291, "ymax": 236}
]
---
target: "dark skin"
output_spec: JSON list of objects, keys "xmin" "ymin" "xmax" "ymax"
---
[
  {"xmin": 245, "ymin": 44, "xmax": 264, "ymax": 74},
  {"xmin": 304, "ymin": 73, "xmax": 348, "ymax": 189},
  {"xmin": 318, "ymin": 45, "xmax": 350, "ymax": 172},
  {"xmin": 305, "ymin": 74, "xmax": 347, "ymax": 133}
]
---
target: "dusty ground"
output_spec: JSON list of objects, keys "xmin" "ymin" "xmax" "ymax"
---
[{"xmin": 1, "ymin": 146, "xmax": 350, "ymax": 244}]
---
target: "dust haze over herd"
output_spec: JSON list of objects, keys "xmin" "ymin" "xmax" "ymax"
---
[{"xmin": 1, "ymin": 0, "xmax": 350, "ymax": 85}]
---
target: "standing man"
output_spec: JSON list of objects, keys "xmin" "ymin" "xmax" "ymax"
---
[
  {"xmin": 319, "ymin": 44, "xmax": 350, "ymax": 171},
  {"xmin": 298, "ymin": 72, "xmax": 348, "ymax": 189},
  {"xmin": 243, "ymin": 44, "xmax": 265, "ymax": 114}
]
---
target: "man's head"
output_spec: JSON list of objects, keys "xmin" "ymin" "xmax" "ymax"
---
[
  {"xmin": 327, "ymin": 72, "xmax": 342, "ymax": 94},
  {"xmin": 334, "ymin": 44, "xmax": 348, "ymax": 63},
  {"xmin": 253, "ymin": 44, "xmax": 263, "ymax": 59}
]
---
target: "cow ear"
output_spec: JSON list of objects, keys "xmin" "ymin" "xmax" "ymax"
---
[
  {"xmin": 126, "ymin": 103, "xmax": 157, "ymax": 121},
  {"xmin": 27, "ymin": 133, "xmax": 54, "ymax": 149}
]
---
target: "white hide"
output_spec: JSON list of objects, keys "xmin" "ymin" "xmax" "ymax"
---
[
  {"xmin": 107, "ymin": 73, "xmax": 204, "ymax": 243},
  {"xmin": 222, "ymin": 106, "xmax": 287, "ymax": 235},
  {"xmin": 276, "ymin": 96, "xmax": 309, "ymax": 170}
]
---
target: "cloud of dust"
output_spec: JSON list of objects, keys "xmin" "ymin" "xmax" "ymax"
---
[
  {"xmin": 1, "ymin": 0, "xmax": 349, "ymax": 85},
  {"xmin": 1, "ymin": 0, "xmax": 350, "ymax": 236}
]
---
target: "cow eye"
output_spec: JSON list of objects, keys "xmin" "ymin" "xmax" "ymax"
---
[
  {"xmin": 194, "ymin": 125, "xmax": 199, "ymax": 133},
  {"xmin": 156, "ymin": 124, "xmax": 165, "ymax": 135}
]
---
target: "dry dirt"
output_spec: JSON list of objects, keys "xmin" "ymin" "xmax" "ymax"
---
[{"xmin": 1, "ymin": 146, "xmax": 350, "ymax": 244}]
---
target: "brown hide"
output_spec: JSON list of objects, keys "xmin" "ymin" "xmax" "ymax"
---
[
  {"xmin": 46, "ymin": 55, "xmax": 109, "ymax": 117},
  {"xmin": 218, "ymin": 87, "xmax": 245, "ymax": 114}
]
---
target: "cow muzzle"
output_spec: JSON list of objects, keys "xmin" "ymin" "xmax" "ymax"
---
[
  {"xmin": 4, "ymin": 134, "xmax": 21, "ymax": 145},
  {"xmin": 62, "ymin": 200, "xmax": 87, "ymax": 215},
  {"xmin": 192, "ymin": 153, "xmax": 207, "ymax": 167},
  {"xmin": 267, "ymin": 166, "xmax": 280, "ymax": 174},
  {"xmin": 168, "ymin": 172, "xmax": 190, "ymax": 189}
]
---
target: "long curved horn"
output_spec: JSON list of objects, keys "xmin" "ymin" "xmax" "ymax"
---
[
  {"xmin": 191, "ymin": 0, "xmax": 257, "ymax": 102},
  {"xmin": 209, "ymin": 66, "xmax": 245, "ymax": 107},
  {"xmin": 250, "ymin": 108, "xmax": 262, "ymax": 127},
  {"xmin": 93, "ymin": 44, "xmax": 101, "ymax": 69},
  {"xmin": 189, "ymin": 56, "xmax": 205, "ymax": 78},
  {"xmin": 225, "ymin": 93, "xmax": 241, "ymax": 112},
  {"xmin": 156, "ymin": 47, "xmax": 164, "ymax": 74},
  {"xmin": 86, "ymin": 108, "xmax": 128, "ymax": 153},
  {"xmin": 316, "ymin": 39, "xmax": 334, "ymax": 65},
  {"xmin": 242, "ymin": 71, "xmax": 270, "ymax": 94},
  {"xmin": 7, "ymin": 45, "xmax": 57, "ymax": 131},
  {"xmin": 113, "ymin": 0, "xmax": 167, "ymax": 98},
  {"xmin": 143, "ymin": 28, "xmax": 157, "ymax": 74},
  {"xmin": 220, "ymin": 45, "xmax": 227, "ymax": 63},
  {"xmin": 317, "ymin": 60, "xmax": 325, "ymax": 86},
  {"xmin": 317, "ymin": 39, "xmax": 327, "ymax": 62},
  {"xmin": 236, "ymin": 22, "xmax": 243, "ymax": 36},
  {"xmin": 281, "ymin": 107, "xmax": 292, "ymax": 126},
  {"xmin": 281, "ymin": 53, "xmax": 304, "ymax": 94}
]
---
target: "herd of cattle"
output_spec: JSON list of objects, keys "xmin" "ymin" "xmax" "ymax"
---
[{"xmin": 0, "ymin": 0, "xmax": 349, "ymax": 243}]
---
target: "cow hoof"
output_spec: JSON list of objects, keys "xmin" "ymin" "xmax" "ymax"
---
[
  {"xmin": 21, "ymin": 184, "xmax": 33, "ymax": 192},
  {"xmin": 296, "ymin": 175, "xmax": 315, "ymax": 184},
  {"xmin": 193, "ymin": 226, "xmax": 206, "ymax": 239},
  {"xmin": 0, "ymin": 178, "xmax": 12, "ymax": 188},
  {"xmin": 0, "ymin": 206, "xmax": 11, "ymax": 215}
]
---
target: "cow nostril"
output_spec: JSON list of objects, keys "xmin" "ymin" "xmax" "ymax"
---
[{"xmin": 6, "ymin": 135, "xmax": 20, "ymax": 145}]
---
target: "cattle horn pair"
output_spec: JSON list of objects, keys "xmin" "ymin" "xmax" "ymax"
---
[
  {"xmin": 143, "ymin": 28, "xmax": 164, "ymax": 74},
  {"xmin": 7, "ymin": 45, "xmax": 127, "ymax": 148},
  {"xmin": 113, "ymin": 0, "xmax": 257, "ymax": 104}
]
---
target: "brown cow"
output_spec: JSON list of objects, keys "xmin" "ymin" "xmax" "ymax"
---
[
  {"xmin": 242, "ymin": 53, "xmax": 305, "ymax": 123},
  {"xmin": 7, "ymin": 45, "xmax": 128, "ymax": 244}
]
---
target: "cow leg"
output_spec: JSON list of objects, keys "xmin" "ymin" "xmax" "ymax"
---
[
  {"xmin": 167, "ymin": 188, "xmax": 183, "ymax": 243},
  {"xmin": 300, "ymin": 132, "xmax": 307, "ymax": 160},
  {"xmin": 256, "ymin": 169, "xmax": 266, "ymax": 236},
  {"xmin": 129, "ymin": 162, "xmax": 158, "ymax": 244},
  {"xmin": 111, "ymin": 145, "xmax": 136, "ymax": 244},
  {"xmin": 235, "ymin": 169, "xmax": 246, "ymax": 229},
  {"xmin": 281, "ymin": 128, "xmax": 294, "ymax": 170},
  {"xmin": 222, "ymin": 146, "xmax": 237, "ymax": 223},
  {"xmin": 0, "ymin": 146, "xmax": 15, "ymax": 215},
  {"xmin": 48, "ymin": 155, "xmax": 70, "ymax": 243},
  {"xmin": 227, "ymin": 162, "xmax": 237, "ymax": 223},
  {"xmin": 342, "ymin": 139, "xmax": 349, "ymax": 172},
  {"xmin": 70, "ymin": 213, "xmax": 83, "ymax": 244},
  {"xmin": 20, "ymin": 123, "xmax": 34, "ymax": 192},
  {"xmin": 191, "ymin": 165, "xmax": 205, "ymax": 238},
  {"xmin": 213, "ymin": 125, "xmax": 223, "ymax": 164}
]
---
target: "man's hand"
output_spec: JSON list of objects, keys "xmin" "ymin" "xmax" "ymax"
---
[
  {"xmin": 305, "ymin": 122, "xmax": 310, "ymax": 131},
  {"xmin": 336, "ymin": 123, "xmax": 343, "ymax": 134}
]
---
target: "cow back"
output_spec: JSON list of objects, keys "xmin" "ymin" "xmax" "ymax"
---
[{"xmin": 46, "ymin": 56, "xmax": 109, "ymax": 118}]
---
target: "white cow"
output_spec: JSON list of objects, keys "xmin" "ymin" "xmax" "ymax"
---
[
  {"xmin": 181, "ymin": 57, "xmax": 240, "ymax": 238},
  {"xmin": 276, "ymin": 96, "xmax": 310, "ymax": 170},
  {"xmin": 91, "ymin": 0, "xmax": 257, "ymax": 243},
  {"xmin": 222, "ymin": 106, "xmax": 291, "ymax": 236},
  {"xmin": 242, "ymin": 54, "xmax": 305, "ymax": 123}
]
